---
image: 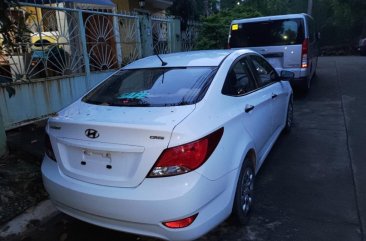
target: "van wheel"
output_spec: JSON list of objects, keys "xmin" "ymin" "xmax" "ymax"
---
[
  {"xmin": 301, "ymin": 76, "xmax": 311, "ymax": 92},
  {"xmin": 232, "ymin": 157, "xmax": 255, "ymax": 225}
]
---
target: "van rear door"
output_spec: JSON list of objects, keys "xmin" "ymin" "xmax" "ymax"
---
[{"xmin": 229, "ymin": 18, "xmax": 305, "ymax": 70}]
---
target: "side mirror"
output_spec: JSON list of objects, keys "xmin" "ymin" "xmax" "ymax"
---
[{"xmin": 280, "ymin": 70, "xmax": 295, "ymax": 81}]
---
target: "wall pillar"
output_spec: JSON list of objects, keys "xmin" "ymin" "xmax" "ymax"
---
[
  {"xmin": 0, "ymin": 112, "xmax": 7, "ymax": 158},
  {"xmin": 170, "ymin": 18, "xmax": 181, "ymax": 52},
  {"xmin": 138, "ymin": 14, "xmax": 154, "ymax": 57}
]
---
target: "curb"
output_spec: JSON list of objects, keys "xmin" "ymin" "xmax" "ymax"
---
[{"xmin": 0, "ymin": 199, "xmax": 59, "ymax": 240}]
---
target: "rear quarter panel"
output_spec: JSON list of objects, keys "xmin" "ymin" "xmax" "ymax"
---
[{"xmin": 169, "ymin": 52, "xmax": 256, "ymax": 181}]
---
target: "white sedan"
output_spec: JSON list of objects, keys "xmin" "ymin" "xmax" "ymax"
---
[{"xmin": 42, "ymin": 49, "xmax": 293, "ymax": 241}]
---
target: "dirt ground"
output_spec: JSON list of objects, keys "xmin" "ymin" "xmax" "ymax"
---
[{"xmin": 0, "ymin": 152, "xmax": 48, "ymax": 224}]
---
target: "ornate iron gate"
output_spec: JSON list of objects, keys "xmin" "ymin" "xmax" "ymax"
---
[
  {"xmin": 0, "ymin": 3, "xmax": 142, "ymax": 84},
  {"xmin": 0, "ymin": 2, "xmax": 200, "ymax": 129}
]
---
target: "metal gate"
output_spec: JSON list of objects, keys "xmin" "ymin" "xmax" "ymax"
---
[
  {"xmin": 0, "ymin": 2, "xmax": 142, "ymax": 85},
  {"xmin": 0, "ymin": 2, "xmax": 200, "ymax": 129}
]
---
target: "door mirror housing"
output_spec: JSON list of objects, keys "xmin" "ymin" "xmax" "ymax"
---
[{"xmin": 279, "ymin": 70, "xmax": 295, "ymax": 81}]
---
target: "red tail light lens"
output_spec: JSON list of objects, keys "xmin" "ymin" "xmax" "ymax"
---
[
  {"xmin": 163, "ymin": 214, "xmax": 198, "ymax": 229},
  {"xmin": 301, "ymin": 38, "xmax": 309, "ymax": 68},
  {"xmin": 148, "ymin": 128, "xmax": 224, "ymax": 177},
  {"xmin": 45, "ymin": 133, "xmax": 56, "ymax": 162}
]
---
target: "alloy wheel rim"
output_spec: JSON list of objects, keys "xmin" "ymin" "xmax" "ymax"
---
[{"xmin": 241, "ymin": 168, "xmax": 254, "ymax": 215}]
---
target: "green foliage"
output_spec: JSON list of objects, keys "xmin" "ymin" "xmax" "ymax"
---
[
  {"xmin": 220, "ymin": 0, "xmax": 237, "ymax": 10},
  {"xmin": 0, "ymin": 0, "xmax": 31, "ymax": 48},
  {"xmin": 169, "ymin": 0, "xmax": 202, "ymax": 21},
  {"xmin": 168, "ymin": 0, "xmax": 220, "ymax": 28},
  {"xmin": 313, "ymin": 0, "xmax": 366, "ymax": 46},
  {"xmin": 195, "ymin": 5, "xmax": 262, "ymax": 49},
  {"xmin": 0, "ymin": 0, "xmax": 31, "ymax": 97}
]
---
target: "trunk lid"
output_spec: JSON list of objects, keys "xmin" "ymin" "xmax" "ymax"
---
[{"xmin": 48, "ymin": 101, "xmax": 195, "ymax": 188}]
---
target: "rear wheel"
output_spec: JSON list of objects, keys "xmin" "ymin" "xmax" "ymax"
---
[
  {"xmin": 300, "ymin": 76, "xmax": 311, "ymax": 93},
  {"xmin": 232, "ymin": 157, "xmax": 255, "ymax": 225},
  {"xmin": 283, "ymin": 96, "xmax": 293, "ymax": 133}
]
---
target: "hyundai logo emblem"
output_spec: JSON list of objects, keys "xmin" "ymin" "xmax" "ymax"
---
[{"xmin": 85, "ymin": 129, "xmax": 100, "ymax": 139}]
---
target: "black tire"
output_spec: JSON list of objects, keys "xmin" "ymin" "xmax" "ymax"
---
[
  {"xmin": 283, "ymin": 96, "xmax": 293, "ymax": 133},
  {"xmin": 300, "ymin": 76, "xmax": 311, "ymax": 93},
  {"xmin": 232, "ymin": 157, "xmax": 255, "ymax": 225}
]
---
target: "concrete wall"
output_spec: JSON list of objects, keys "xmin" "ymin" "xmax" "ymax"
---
[
  {"xmin": 0, "ymin": 71, "xmax": 115, "ymax": 130},
  {"xmin": 0, "ymin": 112, "xmax": 6, "ymax": 157}
]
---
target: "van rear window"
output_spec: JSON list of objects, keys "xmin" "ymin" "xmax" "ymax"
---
[{"xmin": 230, "ymin": 18, "xmax": 304, "ymax": 47}]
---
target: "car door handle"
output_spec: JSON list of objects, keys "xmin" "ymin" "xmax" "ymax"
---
[
  {"xmin": 245, "ymin": 105, "xmax": 255, "ymax": 113},
  {"xmin": 272, "ymin": 93, "xmax": 278, "ymax": 99}
]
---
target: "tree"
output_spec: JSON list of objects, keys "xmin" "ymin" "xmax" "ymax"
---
[
  {"xmin": 195, "ymin": 5, "xmax": 262, "ymax": 49},
  {"xmin": 168, "ymin": 0, "xmax": 202, "ymax": 30},
  {"xmin": 168, "ymin": 0, "xmax": 220, "ymax": 29},
  {"xmin": 220, "ymin": 0, "xmax": 237, "ymax": 10},
  {"xmin": 0, "ymin": 0, "xmax": 30, "ymax": 92},
  {"xmin": 0, "ymin": 0, "xmax": 30, "ymax": 49}
]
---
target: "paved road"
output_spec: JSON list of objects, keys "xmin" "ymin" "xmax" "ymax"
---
[{"xmin": 16, "ymin": 56, "xmax": 366, "ymax": 241}]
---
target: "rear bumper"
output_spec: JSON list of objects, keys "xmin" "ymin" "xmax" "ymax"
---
[
  {"xmin": 42, "ymin": 157, "xmax": 238, "ymax": 241},
  {"xmin": 290, "ymin": 76, "xmax": 308, "ymax": 88},
  {"xmin": 276, "ymin": 67, "xmax": 309, "ymax": 79},
  {"xmin": 276, "ymin": 67, "xmax": 309, "ymax": 87}
]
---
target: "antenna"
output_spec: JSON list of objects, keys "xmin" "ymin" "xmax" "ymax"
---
[{"xmin": 156, "ymin": 54, "xmax": 167, "ymax": 66}]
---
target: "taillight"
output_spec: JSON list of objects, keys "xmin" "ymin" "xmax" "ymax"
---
[
  {"xmin": 45, "ymin": 133, "xmax": 56, "ymax": 162},
  {"xmin": 148, "ymin": 128, "xmax": 224, "ymax": 177},
  {"xmin": 163, "ymin": 214, "xmax": 198, "ymax": 229},
  {"xmin": 301, "ymin": 38, "xmax": 309, "ymax": 68}
]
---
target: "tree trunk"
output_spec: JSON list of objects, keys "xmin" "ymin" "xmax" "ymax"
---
[
  {"xmin": 204, "ymin": 0, "xmax": 209, "ymax": 17},
  {"xmin": 307, "ymin": 0, "xmax": 313, "ymax": 15}
]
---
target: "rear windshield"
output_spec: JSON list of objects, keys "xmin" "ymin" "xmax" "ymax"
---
[
  {"xmin": 230, "ymin": 18, "xmax": 305, "ymax": 47},
  {"xmin": 82, "ymin": 67, "xmax": 216, "ymax": 107}
]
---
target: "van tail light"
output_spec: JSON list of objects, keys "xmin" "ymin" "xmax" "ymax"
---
[
  {"xmin": 301, "ymin": 38, "xmax": 309, "ymax": 68},
  {"xmin": 148, "ymin": 128, "xmax": 224, "ymax": 177},
  {"xmin": 163, "ymin": 214, "xmax": 198, "ymax": 229},
  {"xmin": 45, "ymin": 133, "xmax": 56, "ymax": 162}
]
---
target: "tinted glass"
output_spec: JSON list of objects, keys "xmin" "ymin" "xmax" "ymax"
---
[
  {"xmin": 82, "ymin": 67, "xmax": 216, "ymax": 107},
  {"xmin": 230, "ymin": 18, "xmax": 305, "ymax": 47},
  {"xmin": 222, "ymin": 58, "xmax": 256, "ymax": 96},
  {"xmin": 249, "ymin": 55, "xmax": 278, "ymax": 87}
]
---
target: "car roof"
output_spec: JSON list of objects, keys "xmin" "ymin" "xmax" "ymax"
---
[
  {"xmin": 231, "ymin": 13, "xmax": 309, "ymax": 24},
  {"xmin": 123, "ymin": 49, "xmax": 255, "ymax": 69}
]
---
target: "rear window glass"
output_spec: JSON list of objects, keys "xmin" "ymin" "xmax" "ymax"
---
[
  {"xmin": 82, "ymin": 67, "xmax": 216, "ymax": 107},
  {"xmin": 230, "ymin": 18, "xmax": 304, "ymax": 47}
]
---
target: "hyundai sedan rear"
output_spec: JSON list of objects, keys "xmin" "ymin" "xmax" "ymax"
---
[{"xmin": 42, "ymin": 49, "xmax": 293, "ymax": 241}]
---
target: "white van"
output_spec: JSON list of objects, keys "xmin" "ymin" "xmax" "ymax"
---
[{"xmin": 228, "ymin": 13, "xmax": 319, "ymax": 92}]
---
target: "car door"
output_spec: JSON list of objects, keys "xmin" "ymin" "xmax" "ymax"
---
[
  {"xmin": 222, "ymin": 56, "xmax": 273, "ymax": 160},
  {"xmin": 248, "ymin": 55, "xmax": 288, "ymax": 133}
]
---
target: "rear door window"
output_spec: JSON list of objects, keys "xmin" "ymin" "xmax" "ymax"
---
[
  {"xmin": 247, "ymin": 55, "xmax": 278, "ymax": 87},
  {"xmin": 222, "ymin": 57, "xmax": 257, "ymax": 96},
  {"xmin": 82, "ymin": 67, "xmax": 216, "ymax": 107},
  {"xmin": 230, "ymin": 18, "xmax": 305, "ymax": 47}
]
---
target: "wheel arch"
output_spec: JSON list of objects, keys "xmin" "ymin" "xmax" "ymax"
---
[{"xmin": 245, "ymin": 148, "xmax": 257, "ymax": 173}]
